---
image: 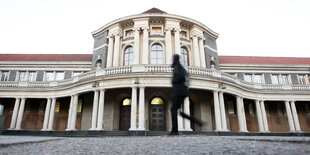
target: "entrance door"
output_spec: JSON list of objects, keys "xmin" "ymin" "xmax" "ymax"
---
[
  {"xmin": 150, "ymin": 97, "xmax": 165, "ymax": 131},
  {"xmin": 119, "ymin": 98, "xmax": 131, "ymax": 130}
]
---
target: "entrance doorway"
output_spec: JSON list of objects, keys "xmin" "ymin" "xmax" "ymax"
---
[
  {"xmin": 149, "ymin": 97, "xmax": 165, "ymax": 131},
  {"xmin": 119, "ymin": 98, "xmax": 131, "ymax": 130}
]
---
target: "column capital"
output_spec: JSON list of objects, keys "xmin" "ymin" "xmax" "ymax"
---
[{"xmin": 141, "ymin": 26, "xmax": 149, "ymax": 31}]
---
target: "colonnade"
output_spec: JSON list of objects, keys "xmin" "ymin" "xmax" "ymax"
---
[{"xmin": 7, "ymin": 89, "xmax": 304, "ymax": 133}]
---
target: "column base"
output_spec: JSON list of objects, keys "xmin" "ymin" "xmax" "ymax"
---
[
  {"xmin": 88, "ymin": 128, "xmax": 96, "ymax": 131},
  {"xmin": 129, "ymin": 127, "xmax": 137, "ymax": 131},
  {"xmin": 95, "ymin": 128, "xmax": 104, "ymax": 131},
  {"xmin": 137, "ymin": 127, "xmax": 146, "ymax": 131},
  {"xmin": 184, "ymin": 128, "xmax": 193, "ymax": 131},
  {"xmin": 65, "ymin": 128, "xmax": 77, "ymax": 131}
]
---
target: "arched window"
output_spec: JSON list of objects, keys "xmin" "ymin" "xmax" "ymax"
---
[
  {"xmin": 124, "ymin": 46, "xmax": 133, "ymax": 66},
  {"xmin": 122, "ymin": 98, "xmax": 131, "ymax": 106},
  {"xmin": 150, "ymin": 44, "xmax": 163, "ymax": 64},
  {"xmin": 151, "ymin": 97, "xmax": 164, "ymax": 105},
  {"xmin": 180, "ymin": 47, "xmax": 189, "ymax": 66}
]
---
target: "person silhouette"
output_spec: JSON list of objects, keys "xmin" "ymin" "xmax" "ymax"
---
[{"xmin": 169, "ymin": 54, "xmax": 202, "ymax": 135}]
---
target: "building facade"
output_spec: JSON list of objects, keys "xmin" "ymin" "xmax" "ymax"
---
[{"xmin": 0, "ymin": 8, "xmax": 310, "ymax": 133}]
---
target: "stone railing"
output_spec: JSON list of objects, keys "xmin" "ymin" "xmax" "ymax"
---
[{"xmin": 0, "ymin": 65, "xmax": 309, "ymax": 91}]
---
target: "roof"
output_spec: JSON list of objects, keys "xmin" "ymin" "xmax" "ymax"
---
[
  {"xmin": 0, "ymin": 54, "xmax": 92, "ymax": 61},
  {"xmin": 219, "ymin": 56, "xmax": 310, "ymax": 65},
  {"xmin": 142, "ymin": 8, "xmax": 167, "ymax": 14}
]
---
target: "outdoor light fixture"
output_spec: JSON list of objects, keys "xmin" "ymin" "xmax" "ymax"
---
[
  {"xmin": 134, "ymin": 78, "xmax": 139, "ymax": 84},
  {"xmin": 92, "ymin": 81, "xmax": 99, "ymax": 87},
  {"xmin": 219, "ymin": 83, "xmax": 227, "ymax": 89}
]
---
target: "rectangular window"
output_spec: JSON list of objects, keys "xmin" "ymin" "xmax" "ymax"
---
[
  {"xmin": 280, "ymin": 75, "xmax": 289, "ymax": 84},
  {"xmin": 152, "ymin": 27, "xmax": 162, "ymax": 34},
  {"xmin": 78, "ymin": 99, "xmax": 83, "ymax": 113},
  {"xmin": 249, "ymin": 103, "xmax": 255, "ymax": 115},
  {"xmin": 55, "ymin": 102, "xmax": 60, "ymax": 112},
  {"xmin": 271, "ymin": 75, "xmax": 279, "ymax": 84},
  {"xmin": 265, "ymin": 103, "xmax": 270, "ymax": 115},
  {"xmin": 228, "ymin": 101, "xmax": 235, "ymax": 115},
  {"xmin": 180, "ymin": 30, "xmax": 187, "ymax": 38},
  {"xmin": 0, "ymin": 71, "xmax": 9, "ymax": 81},
  {"xmin": 55, "ymin": 72, "xmax": 64, "ymax": 81},
  {"xmin": 18, "ymin": 71, "xmax": 27, "ymax": 81},
  {"xmin": 244, "ymin": 74, "xmax": 252, "ymax": 83},
  {"xmin": 28, "ymin": 72, "xmax": 37, "ymax": 81},
  {"xmin": 45, "ymin": 72, "xmax": 55, "ymax": 81},
  {"xmin": 253, "ymin": 75, "xmax": 262, "ymax": 84},
  {"xmin": 125, "ymin": 29, "xmax": 133, "ymax": 37},
  {"xmin": 298, "ymin": 75, "xmax": 307, "ymax": 85},
  {"xmin": 39, "ymin": 102, "xmax": 45, "ymax": 113}
]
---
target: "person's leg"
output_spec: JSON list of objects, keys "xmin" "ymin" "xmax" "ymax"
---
[{"xmin": 170, "ymin": 96, "xmax": 182, "ymax": 133}]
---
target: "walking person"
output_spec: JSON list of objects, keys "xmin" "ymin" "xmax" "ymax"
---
[{"xmin": 169, "ymin": 54, "xmax": 202, "ymax": 135}]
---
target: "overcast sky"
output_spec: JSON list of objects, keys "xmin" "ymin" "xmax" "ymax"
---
[{"xmin": 1, "ymin": 0, "xmax": 309, "ymax": 57}]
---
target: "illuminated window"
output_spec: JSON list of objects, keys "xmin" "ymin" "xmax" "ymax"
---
[
  {"xmin": 124, "ymin": 46, "xmax": 134, "ymax": 66},
  {"xmin": 180, "ymin": 47, "xmax": 189, "ymax": 66},
  {"xmin": 152, "ymin": 27, "xmax": 162, "ymax": 34},
  {"xmin": 78, "ymin": 99, "xmax": 83, "ymax": 113},
  {"xmin": 122, "ymin": 98, "xmax": 131, "ymax": 106},
  {"xmin": 150, "ymin": 44, "xmax": 163, "ymax": 64},
  {"xmin": 125, "ymin": 30, "xmax": 133, "ymax": 37},
  {"xmin": 55, "ymin": 102, "xmax": 60, "ymax": 112},
  {"xmin": 151, "ymin": 97, "xmax": 164, "ymax": 105}
]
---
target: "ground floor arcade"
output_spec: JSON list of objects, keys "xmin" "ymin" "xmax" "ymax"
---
[{"xmin": 1, "ymin": 87, "xmax": 310, "ymax": 133}]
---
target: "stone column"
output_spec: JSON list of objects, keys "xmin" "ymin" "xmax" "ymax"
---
[
  {"xmin": 260, "ymin": 100, "xmax": 269, "ymax": 132},
  {"xmin": 113, "ymin": 33, "xmax": 120, "ymax": 67},
  {"xmin": 96, "ymin": 89, "xmax": 105, "ymax": 130},
  {"xmin": 174, "ymin": 29, "xmax": 181, "ymax": 55},
  {"xmin": 42, "ymin": 98, "xmax": 51, "ymax": 131},
  {"xmin": 213, "ymin": 91, "xmax": 221, "ymax": 131},
  {"xmin": 178, "ymin": 105, "xmax": 184, "ymax": 131},
  {"xmin": 192, "ymin": 35, "xmax": 201, "ymax": 67},
  {"xmin": 236, "ymin": 96, "xmax": 245, "ymax": 132},
  {"xmin": 255, "ymin": 100, "xmax": 264, "ymax": 132},
  {"xmin": 165, "ymin": 28, "xmax": 172, "ymax": 64},
  {"xmin": 133, "ymin": 28, "xmax": 140, "ymax": 65},
  {"xmin": 142, "ymin": 27, "xmax": 149, "ymax": 64},
  {"xmin": 285, "ymin": 101, "xmax": 295, "ymax": 132},
  {"xmin": 90, "ymin": 90, "xmax": 99, "ymax": 130},
  {"xmin": 15, "ymin": 98, "xmax": 26, "ymax": 130},
  {"xmin": 129, "ymin": 86, "xmax": 137, "ymax": 130},
  {"xmin": 106, "ymin": 35, "xmax": 114, "ymax": 67},
  {"xmin": 138, "ymin": 86, "xmax": 145, "ymax": 130},
  {"xmin": 66, "ymin": 95, "xmax": 74, "ymax": 131},
  {"xmin": 48, "ymin": 98, "xmax": 56, "ymax": 130},
  {"xmin": 9, "ymin": 98, "xmax": 20, "ymax": 129},
  {"xmin": 184, "ymin": 97, "xmax": 192, "ymax": 131},
  {"xmin": 70, "ymin": 94, "xmax": 79, "ymax": 130},
  {"xmin": 241, "ymin": 98, "xmax": 248, "ymax": 132},
  {"xmin": 219, "ymin": 92, "xmax": 228, "ymax": 131},
  {"xmin": 290, "ymin": 101, "xmax": 301, "ymax": 132},
  {"xmin": 199, "ymin": 37, "xmax": 206, "ymax": 68}
]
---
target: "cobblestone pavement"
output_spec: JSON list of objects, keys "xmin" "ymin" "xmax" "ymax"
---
[{"xmin": 0, "ymin": 135, "xmax": 310, "ymax": 155}]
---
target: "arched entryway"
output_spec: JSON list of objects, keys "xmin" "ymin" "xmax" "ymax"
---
[
  {"xmin": 149, "ymin": 97, "xmax": 166, "ymax": 131},
  {"xmin": 119, "ymin": 98, "xmax": 131, "ymax": 130}
]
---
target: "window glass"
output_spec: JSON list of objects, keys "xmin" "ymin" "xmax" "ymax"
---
[
  {"xmin": 281, "ymin": 75, "xmax": 289, "ymax": 84},
  {"xmin": 180, "ymin": 31, "xmax": 187, "ymax": 38},
  {"xmin": 298, "ymin": 75, "xmax": 306, "ymax": 84},
  {"xmin": 180, "ymin": 47, "xmax": 189, "ymax": 66},
  {"xmin": 19, "ymin": 71, "xmax": 27, "ymax": 81},
  {"xmin": 55, "ymin": 102, "xmax": 60, "ymax": 112},
  {"xmin": 151, "ymin": 97, "xmax": 164, "ymax": 105},
  {"xmin": 39, "ymin": 102, "xmax": 45, "ymax": 113},
  {"xmin": 271, "ymin": 75, "xmax": 279, "ymax": 84},
  {"xmin": 45, "ymin": 72, "xmax": 54, "ymax": 81},
  {"xmin": 0, "ymin": 71, "xmax": 9, "ymax": 81},
  {"xmin": 249, "ymin": 103, "xmax": 255, "ymax": 115},
  {"xmin": 228, "ymin": 101, "xmax": 235, "ymax": 115},
  {"xmin": 150, "ymin": 44, "xmax": 163, "ymax": 64},
  {"xmin": 28, "ymin": 72, "xmax": 37, "ymax": 81},
  {"xmin": 125, "ymin": 30, "xmax": 133, "ymax": 37},
  {"xmin": 244, "ymin": 74, "xmax": 252, "ymax": 83},
  {"xmin": 122, "ymin": 98, "xmax": 131, "ymax": 106},
  {"xmin": 55, "ymin": 72, "xmax": 64, "ymax": 81},
  {"xmin": 124, "ymin": 46, "xmax": 134, "ymax": 66},
  {"xmin": 253, "ymin": 75, "xmax": 262, "ymax": 84},
  {"xmin": 152, "ymin": 27, "xmax": 162, "ymax": 34},
  {"xmin": 78, "ymin": 99, "xmax": 83, "ymax": 113}
]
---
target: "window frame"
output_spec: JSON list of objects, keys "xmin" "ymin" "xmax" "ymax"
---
[
  {"xmin": 180, "ymin": 47, "xmax": 189, "ymax": 66},
  {"xmin": 150, "ymin": 44, "xmax": 164, "ymax": 65},
  {"xmin": 124, "ymin": 28, "xmax": 134, "ymax": 38},
  {"xmin": 44, "ymin": 71, "xmax": 65, "ymax": 81},
  {"xmin": 150, "ymin": 25, "xmax": 164, "ymax": 35},
  {"xmin": 0, "ymin": 71, "xmax": 10, "ymax": 81},
  {"xmin": 124, "ymin": 46, "xmax": 134, "ymax": 66}
]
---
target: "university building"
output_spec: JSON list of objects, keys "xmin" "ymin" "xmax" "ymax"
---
[{"xmin": 0, "ymin": 8, "xmax": 309, "ymax": 134}]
